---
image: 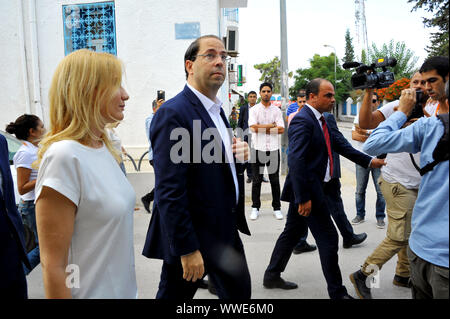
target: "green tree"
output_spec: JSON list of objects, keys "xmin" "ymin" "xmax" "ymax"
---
[
  {"xmin": 289, "ymin": 54, "xmax": 349, "ymax": 102},
  {"xmin": 366, "ymin": 40, "xmax": 419, "ymax": 79},
  {"xmin": 254, "ymin": 56, "xmax": 292, "ymax": 94},
  {"xmin": 343, "ymin": 29, "xmax": 355, "ymax": 63},
  {"xmin": 408, "ymin": 0, "xmax": 449, "ymax": 57}
]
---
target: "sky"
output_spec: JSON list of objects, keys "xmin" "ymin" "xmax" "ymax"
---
[{"xmin": 237, "ymin": 0, "xmax": 436, "ymax": 94}]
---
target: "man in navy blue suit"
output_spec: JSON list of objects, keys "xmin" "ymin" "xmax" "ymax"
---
[
  {"xmin": 0, "ymin": 134, "xmax": 30, "ymax": 298},
  {"xmin": 142, "ymin": 35, "xmax": 251, "ymax": 299},
  {"xmin": 263, "ymin": 78, "xmax": 385, "ymax": 299}
]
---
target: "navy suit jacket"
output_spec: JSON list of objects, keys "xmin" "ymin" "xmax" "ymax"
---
[
  {"xmin": 0, "ymin": 135, "xmax": 30, "ymax": 280},
  {"xmin": 143, "ymin": 85, "xmax": 250, "ymax": 265},
  {"xmin": 281, "ymin": 106, "xmax": 371, "ymax": 206},
  {"xmin": 237, "ymin": 103, "xmax": 249, "ymax": 132}
]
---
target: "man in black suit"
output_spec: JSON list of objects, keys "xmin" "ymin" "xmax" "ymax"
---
[
  {"xmin": 0, "ymin": 134, "xmax": 30, "ymax": 298},
  {"xmin": 142, "ymin": 35, "xmax": 251, "ymax": 299},
  {"xmin": 293, "ymin": 113, "xmax": 368, "ymax": 254},
  {"xmin": 263, "ymin": 78, "xmax": 385, "ymax": 299},
  {"xmin": 237, "ymin": 91, "xmax": 257, "ymax": 183}
]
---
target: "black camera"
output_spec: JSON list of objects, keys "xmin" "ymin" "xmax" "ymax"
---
[
  {"xmin": 343, "ymin": 57, "xmax": 397, "ymax": 90},
  {"xmin": 407, "ymin": 90, "xmax": 425, "ymax": 121}
]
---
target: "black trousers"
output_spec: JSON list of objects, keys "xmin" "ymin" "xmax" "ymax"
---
[
  {"xmin": 264, "ymin": 181, "xmax": 348, "ymax": 299},
  {"xmin": 251, "ymin": 150, "xmax": 281, "ymax": 210},
  {"xmin": 156, "ymin": 231, "xmax": 251, "ymax": 299},
  {"xmin": 298, "ymin": 178, "xmax": 354, "ymax": 244}
]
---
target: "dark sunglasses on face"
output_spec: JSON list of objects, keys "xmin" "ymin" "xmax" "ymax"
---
[{"xmin": 372, "ymin": 99, "xmax": 377, "ymax": 103}]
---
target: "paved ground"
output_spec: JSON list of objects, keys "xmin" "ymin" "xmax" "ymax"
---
[{"xmin": 26, "ymin": 121, "xmax": 412, "ymax": 299}]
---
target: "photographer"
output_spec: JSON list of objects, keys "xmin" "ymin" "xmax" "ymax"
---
[
  {"xmin": 362, "ymin": 80, "xmax": 449, "ymax": 299},
  {"xmin": 350, "ymin": 71, "xmax": 427, "ymax": 299}
]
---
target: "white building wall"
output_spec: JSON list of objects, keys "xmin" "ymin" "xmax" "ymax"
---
[
  {"xmin": 1, "ymin": 0, "xmax": 245, "ymax": 159},
  {"xmin": 0, "ymin": 0, "xmax": 29, "ymax": 126}
]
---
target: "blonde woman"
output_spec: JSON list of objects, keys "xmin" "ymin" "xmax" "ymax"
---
[{"xmin": 35, "ymin": 49, "xmax": 137, "ymax": 298}]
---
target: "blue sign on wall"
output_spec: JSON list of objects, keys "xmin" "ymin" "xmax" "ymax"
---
[{"xmin": 175, "ymin": 22, "xmax": 201, "ymax": 40}]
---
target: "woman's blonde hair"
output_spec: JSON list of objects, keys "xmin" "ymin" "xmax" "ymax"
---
[{"xmin": 37, "ymin": 49, "xmax": 124, "ymax": 164}]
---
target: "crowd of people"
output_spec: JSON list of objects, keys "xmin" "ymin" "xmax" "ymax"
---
[{"xmin": 0, "ymin": 35, "xmax": 448, "ymax": 300}]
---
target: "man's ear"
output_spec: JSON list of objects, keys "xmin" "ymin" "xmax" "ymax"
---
[{"xmin": 185, "ymin": 60, "xmax": 194, "ymax": 77}]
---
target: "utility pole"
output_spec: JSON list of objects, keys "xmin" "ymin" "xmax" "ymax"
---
[{"xmin": 280, "ymin": 0, "xmax": 289, "ymax": 175}]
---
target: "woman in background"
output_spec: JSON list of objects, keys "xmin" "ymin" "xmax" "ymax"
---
[
  {"xmin": 35, "ymin": 49, "xmax": 137, "ymax": 299},
  {"xmin": 6, "ymin": 114, "xmax": 45, "ymax": 275}
]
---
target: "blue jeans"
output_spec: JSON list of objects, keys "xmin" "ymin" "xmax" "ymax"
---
[
  {"xmin": 355, "ymin": 164, "xmax": 386, "ymax": 219},
  {"xmin": 19, "ymin": 200, "xmax": 40, "ymax": 275}
]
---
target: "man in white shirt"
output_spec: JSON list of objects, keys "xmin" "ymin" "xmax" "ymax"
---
[{"xmin": 248, "ymin": 82, "xmax": 285, "ymax": 220}]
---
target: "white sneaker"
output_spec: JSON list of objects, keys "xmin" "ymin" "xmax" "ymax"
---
[
  {"xmin": 274, "ymin": 210, "xmax": 283, "ymax": 220},
  {"xmin": 250, "ymin": 208, "xmax": 259, "ymax": 220}
]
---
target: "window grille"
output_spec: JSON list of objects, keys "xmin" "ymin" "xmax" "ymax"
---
[{"xmin": 63, "ymin": 2, "xmax": 117, "ymax": 55}]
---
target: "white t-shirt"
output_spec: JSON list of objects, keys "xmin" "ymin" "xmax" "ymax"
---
[
  {"xmin": 374, "ymin": 100, "xmax": 438, "ymax": 189},
  {"xmin": 13, "ymin": 141, "xmax": 38, "ymax": 201},
  {"xmin": 35, "ymin": 140, "xmax": 137, "ymax": 299}
]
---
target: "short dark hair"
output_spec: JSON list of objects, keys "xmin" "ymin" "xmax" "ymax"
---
[
  {"xmin": 305, "ymin": 78, "xmax": 326, "ymax": 100},
  {"xmin": 419, "ymin": 56, "xmax": 449, "ymax": 81},
  {"xmin": 184, "ymin": 35, "xmax": 223, "ymax": 79},
  {"xmin": 5, "ymin": 114, "xmax": 41, "ymax": 140},
  {"xmin": 248, "ymin": 91, "xmax": 257, "ymax": 96},
  {"xmin": 259, "ymin": 82, "xmax": 273, "ymax": 92},
  {"xmin": 296, "ymin": 93, "xmax": 306, "ymax": 98}
]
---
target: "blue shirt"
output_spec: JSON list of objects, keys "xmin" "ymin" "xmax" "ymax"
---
[
  {"xmin": 363, "ymin": 111, "xmax": 449, "ymax": 268},
  {"xmin": 145, "ymin": 113, "xmax": 154, "ymax": 161},
  {"xmin": 286, "ymin": 102, "xmax": 299, "ymax": 117}
]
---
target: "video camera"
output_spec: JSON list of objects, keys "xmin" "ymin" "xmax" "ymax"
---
[{"xmin": 343, "ymin": 57, "xmax": 397, "ymax": 90}]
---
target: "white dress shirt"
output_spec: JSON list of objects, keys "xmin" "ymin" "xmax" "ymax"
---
[
  {"xmin": 187, "ymin": 84, "xmax": 239, "ymax": 203},
  {"xmin": 248, "ymin": 102, "xmax": 285, "ymax": 152},
  {"xmin": 305, "ymin": 104, "xmax": 331, "ymax": 182}
]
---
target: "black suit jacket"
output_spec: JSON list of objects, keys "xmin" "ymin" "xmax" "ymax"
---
[
  {"xmin": 281, "ymin": 106, "xmax": 371, "ymax": 206},
  {"xmin": 142, "ymin": 85, "xmax": 250, "ymax": 265},
  {"xmin": 0, "ymin": 134, "xmax": 30, "ymax": 285}
]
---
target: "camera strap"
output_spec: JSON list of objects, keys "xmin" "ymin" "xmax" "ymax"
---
[{"xmin": 418, "ymin": 113, "xmax": 449, "ymax": 176}]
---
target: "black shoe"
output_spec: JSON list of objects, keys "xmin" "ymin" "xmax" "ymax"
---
[
  {"xmin": 393, "ymin": 275, "xmax": 412, "ymax": 288},
  {"xmin": 343, "ymin": 232, "xmax": 367, "ymax": 248},
  {"xmin": 208, "ymin": 280, "xmax": 217, "ymax": 295},
  {"xmin": 197, "ymin": 279, "xmax": 208, "ymax": 289},
  {"xmin": 262, "ymin": 176, "xmax": 269, "ymax": 183},
  {"xmin": 340, "ymin": 294, "xmax": 355, "ymax": 299},
  {"xmin": 293, "ymin": 242, "xmax": 317, "ymax": 255},
  {"xmin": 349, "ymin": 270, "xmax": 372, "ymax": 299},
  {"xmin": 246, "ymin": 177, "xmax": 252, "ymax": 183},
  {"xmin": 263, "ymin": 277, "xmax": 298, "ymax": 290},
  {"xmin": 141, "ymin": 192, "xmax": 153, "ymax": 213}
]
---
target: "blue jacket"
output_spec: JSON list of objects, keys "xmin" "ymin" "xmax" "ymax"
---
[
  {"xmin": 281, "ymin": 106, "xmax": 371, "ymax": 206},
  {"xmin": 142, "ymin": 85, "xmax": 250, "ymax": 264},
  {"xmin": 0, "ymin": 134, "xmax": 30, "ymax": 283}
]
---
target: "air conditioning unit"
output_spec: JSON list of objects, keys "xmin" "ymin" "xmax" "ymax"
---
[{"xmin": 226, "ymin": 26, "xmax": 239, "ymax": 54}]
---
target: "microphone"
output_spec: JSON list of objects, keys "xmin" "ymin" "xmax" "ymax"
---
[{"xmin": 342, "ymin": 62, "xmax": 361, "ymax": 69}]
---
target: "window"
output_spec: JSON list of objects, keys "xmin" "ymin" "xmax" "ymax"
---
[{"xmin": 63, "ymin": 2, "xmax": 117, "ymax": 55}]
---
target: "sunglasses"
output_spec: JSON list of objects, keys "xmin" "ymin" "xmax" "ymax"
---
[{"xmin": 372, "ymin": 99, "xmax": 378, "ymax": 103}]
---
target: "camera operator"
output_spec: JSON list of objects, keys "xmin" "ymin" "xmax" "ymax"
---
[
  {"xmin": 350, "ymin": 71, "xmax": 427, "ymax": 299},
  {"xmin": 361, "ymin": 79, "xmax": 449, "ymax": 299}
]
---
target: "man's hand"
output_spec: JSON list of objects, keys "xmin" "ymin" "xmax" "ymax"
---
[
  {"xmin": 398, "ymin": 88, "xmax": 416, "ymax": 116},
  {"xmin": 369, "ymin": 158, "xmax": 386, "ymax": 168},
  {"xmin": 180, "ymin": 250, "xmax": 204, "ymax": 282},
  {"xmin": 232, "ymin": 137, "xmax": 249, "ymax": 162},
  {"xmin": 298, "ymin": 200, "xmax": 312, "ymax": 217}
]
